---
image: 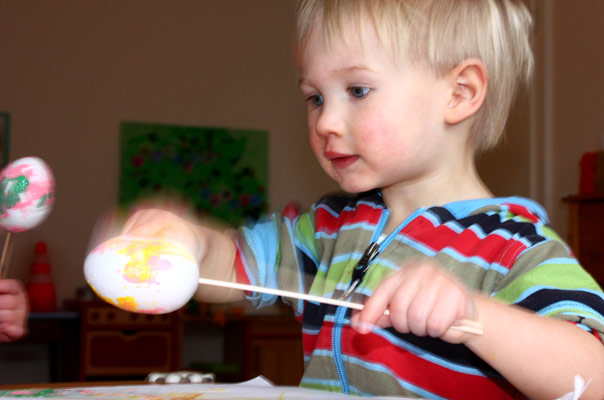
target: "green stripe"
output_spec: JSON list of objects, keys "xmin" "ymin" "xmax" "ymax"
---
[
  {"xmin": 296, "ymin": 213, "xmax": 318, "ymax": 261},
  {"xmin": 494, "ymin": 261, "xmax": 600, "ymax": 304}
]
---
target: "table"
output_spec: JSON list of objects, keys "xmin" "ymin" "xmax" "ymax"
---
[{"xmin": 0, "ymin": 377, "xmax": 407, "ymax": 399}]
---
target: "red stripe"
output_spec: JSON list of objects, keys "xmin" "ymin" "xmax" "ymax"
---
[
  {"xmin": 302, "ymin": 331, "xmax": 320, "ymax": 357},
  {"xmin": 306, "ymin": 323, "xmax": 519, "ymax": 399},
  {"xmin": 234, "ymin": 242, "xmax": 253, "ymax": 297},
  {"xmin": 340, "ymin": 327, "xmax": 518, "ymax": 399},
  {"xmin": 404, "ymin": 216, "xmax": 527, "ymax": 268},
  {"xmin": 504, "ymin": 203, "xmax": 539, "ymax": 223},
  {"xmin": 315, "ymin": 203, "xmax": 382, "ymax": 235},
  {"xmin": 594, "ymin": 329, "xmax": 603, "ymax": 343},
  {"xmin": 497, "ymin": 240, "xmax": 527, "ymax": 268},
  {"xmin": 283, "ymin": 201, "xmax": 301, "ymax": 220}
]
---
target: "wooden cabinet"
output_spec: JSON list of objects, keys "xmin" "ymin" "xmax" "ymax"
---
[
  {"xmin": 563, "ymin": 195, "xmax": 604, "ymax": 286},
  {"xmin": 78, "ymin": 301, "xmax": 181, "ymax": 381},
  {"xmin": 73, "ymin": 301, "xmax": 302, "ymax": 384},
  {"xmin": 184, "ymin": 313, "xmax": 304, "ymax": 385},
  {"xmin": 242, "ymin": 316, "xmax": 304, "ymax": 385}
]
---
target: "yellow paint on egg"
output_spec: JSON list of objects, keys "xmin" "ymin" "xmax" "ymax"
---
[
  {"xmin": 114, "ymin": 238, "xmax": 196, "ymax": 284},
  {"xmin": 116, "ymin": 296, "xmax": 139, "ymax": 311}
]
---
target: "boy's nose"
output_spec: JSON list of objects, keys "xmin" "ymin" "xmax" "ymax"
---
[{"xmin": 315, "ymin": 104, "xmax": 344, "ymax": 138}]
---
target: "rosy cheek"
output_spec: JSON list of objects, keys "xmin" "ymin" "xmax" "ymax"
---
[
  {"xmin": 358, "ymin": 113, "xmax": 405, "ymax": 149},
  {"xmin": 308, "ymin": 131, "xmax": 324, "ymax": 157}
]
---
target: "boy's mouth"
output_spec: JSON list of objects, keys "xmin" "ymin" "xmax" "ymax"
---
[{"xmin": 324, "ymin": 151, "xmax": 359, "ymax": 169}]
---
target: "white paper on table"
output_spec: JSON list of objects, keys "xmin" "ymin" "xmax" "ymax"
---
[
  {"xmin": 555, "ymin": 375, "xmax": 591, "ymax": 400},
  {"xmin": 0, "ymin": 376, "xmax": 417, "ymax": 399}
]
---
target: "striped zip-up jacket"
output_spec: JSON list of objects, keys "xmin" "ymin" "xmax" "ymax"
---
[{"xmin": 235, "ymin": 190, "xmax": 604, "ymax": 399}]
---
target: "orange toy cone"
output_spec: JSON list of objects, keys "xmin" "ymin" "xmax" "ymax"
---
[{"xmin": 26, "ymin": 241, "xmax": 56, "ymax": 312}]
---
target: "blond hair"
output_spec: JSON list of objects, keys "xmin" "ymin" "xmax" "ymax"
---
[{"xmin": 296, "ymin": 0, "xmax": 533, "ymax": 153}]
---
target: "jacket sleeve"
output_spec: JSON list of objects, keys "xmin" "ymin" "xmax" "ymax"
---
[
  {"xmin": 234, "ymin": 202, "xmax": 319, "ymax": 315},
  {"xmin": 492, "ymin": 225, "xmax": 604, "ymax": 343}
]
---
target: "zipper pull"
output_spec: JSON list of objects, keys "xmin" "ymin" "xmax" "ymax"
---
[{"xmin": 340, "ymin": 242, "xmax": 380, "ymax": 300}]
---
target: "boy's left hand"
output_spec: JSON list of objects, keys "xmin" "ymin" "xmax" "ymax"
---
[
  {"xmin": 0, "ymin": 279, "xmax": 28, "ymax": 342},
  {"xmin": 351, "ymin": 261, "xmax": 476, "ymax": 344}
]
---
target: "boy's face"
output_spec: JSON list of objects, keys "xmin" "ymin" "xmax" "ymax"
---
[{"xmin": 298, "ymin": 25, "xmax": 454, "ymax": 194}]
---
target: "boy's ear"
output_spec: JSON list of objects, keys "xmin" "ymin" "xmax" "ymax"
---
[{"xmin": 444, "ymin": 59, "xmax": 487, "ymax": 125}]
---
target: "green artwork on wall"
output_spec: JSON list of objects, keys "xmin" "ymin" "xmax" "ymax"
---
[{"xmin": 119, "ymin": 121, "xmax": 268, "ymax": 225}]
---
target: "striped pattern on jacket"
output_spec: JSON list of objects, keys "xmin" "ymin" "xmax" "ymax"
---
[{"xmin": 235, "ymin": 190, "xmax": 604, "ymax": 399}]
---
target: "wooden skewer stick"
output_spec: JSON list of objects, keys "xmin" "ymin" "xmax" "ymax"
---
[
  {"xmin": 0, "ymin": 232, "xmax": 12, "ymax": 279},
  {"xmin": 198, "ymin": 277, "xmax": 483, "ymax": 335}
]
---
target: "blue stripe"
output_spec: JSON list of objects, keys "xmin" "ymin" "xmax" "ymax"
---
[
  {"xmin": 320, "ymin": 316, "xmax": 490, "ymax": 378},
  {"xmin": 317, "ymin": 262, "xmax": 330, "ymax": 274},
  {"xmin": 440, "ymin": 248, "xmax": 492, "ymax": 270},
  {"xmin": 536, "ymin": 257, "xmax": 582, "ymax": 267},
  {"xmin": 239, "ymin": 219, "xmax": 279, "ymax": 307},
  {"xmin": 498, "ymin": 285, "xmax": 604, "ymax": 305},
  {"xmin": 302, "ymin": 327, "xmax": 321, "ymax": 335},
  {"xmin": 285, "ymin": 216, "xmax": 306, "ymax": 314},
  {"xmin": 374, "ymin": 329, "xmax": 491, "ymax": 377},
  {"xmin": 350, "ymin": 199, "xmax": 384, "ymax": 211},
  {"xmin": 303, "ymin": 352, "xmax": 448, "ymax": 399},
  {"xmin": 392, "ymin": 235, "xmax": 437, "ymax": 256},
  {"xmin": 314, "ymin": 203, "xmax": 340, "ymax": 218},
  {"xmin": 443, "ymin": 196, "xmax": 548, "ymax": 223},
  {"xmin": 421, "ymin": 211, "xmax": 440, "ymax": 227},
  {"xmin": 316, "ymin": 231, "xmax": 337, "ymax": 239},
  {"xmin": 332, "ymin": 252, "xmax": 362, "ymax": 265},
  {"xmin": 340, "ymin": 221, "xmax": 380, "ymax": 232},
  {"xmin": 537, "ymin": 301, "xmax": 604, "ymax": 322},
  {"xmin": 576, "ymin": 323, "xmax": 595, "ymax": 333}
]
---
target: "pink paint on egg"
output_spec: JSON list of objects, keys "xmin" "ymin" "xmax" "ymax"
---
[{"xmin": 0, "ymin": 157, "xmax": 55, "ymax": 232}]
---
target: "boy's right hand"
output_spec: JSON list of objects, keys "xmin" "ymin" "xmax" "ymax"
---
[
  {"xmin": 121, "ymin": 209, "xmax": 204, "ymax": 262},
  {"xmin": 0, "ymin": 279, "xmax": 28, "ymax": 342},
  {"xmin": 351, "ymin": 260, "xmax": 477, "ymax": 344}
]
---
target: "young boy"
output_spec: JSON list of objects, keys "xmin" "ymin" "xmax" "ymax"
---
[
  {"xmin": 122, "ymin": 0, "xmax": 604, "ymax": 398},
  {"xmin": 0, "ymin": 279, "xmax": 28, "ymax": 342}
]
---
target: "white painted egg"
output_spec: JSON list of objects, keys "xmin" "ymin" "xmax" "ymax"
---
[
  {"xmin": 0, "ymin": 156, "xmax": 55, "ymax": 232},
  {"xmin": 84, "ymin": 235, "xmax": 199, "ymax": 314}
]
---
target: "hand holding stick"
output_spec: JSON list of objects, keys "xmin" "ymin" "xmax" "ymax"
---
[{"xmin": 197, "ymin": 277, "xmax": 483, "ymax": 335}]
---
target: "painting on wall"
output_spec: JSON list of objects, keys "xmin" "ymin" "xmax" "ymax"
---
[
  {"xmin": 0, "ymin": 112, "xmax": 10, "ymax": 167},
  {"xmin": 119, "ymin": 121, "xmax": 268, "ymax": 226}
]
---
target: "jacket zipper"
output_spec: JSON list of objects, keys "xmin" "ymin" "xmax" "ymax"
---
[
  {"xmin": 332, "ymin": 208, "xmax": 390, "ymax": 394},
  {"xmin": 331, "ymin": 205, "xmax": 425, "ymax": 393}
]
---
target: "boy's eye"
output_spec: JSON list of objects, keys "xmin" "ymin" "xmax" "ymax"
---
[
  {"xmin": 350, "ymin": 86, "xmax": 370, "ymax": 99},
  {"xmin": 307, "ymin": 94, "xmax": 324, "ymax": 107}
]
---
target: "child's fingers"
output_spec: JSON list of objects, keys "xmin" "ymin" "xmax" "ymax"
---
[
  {"xmin": 0, "ymin": 323, "xmax": 26, "ymax": 342},
  {"xmin": 426, "ymin": 289, "xmax": 461, "ymax": 338},
  {"xmin": 0, "ymin": 280, "xmax": 26, "ymax": 313},
  {"xmin": 0, "ymin": 279, "xmax": 22, "ymax": 295},
  {"xmin": 355, "ymin": 273, "xmax": 400, "ymax": 326},
  {"xmin": 0, "ymin": 309, "xmax": 16, "ymax": 323},
  {"xmin": 0, "ymin": 295, "xmax": 18, "ymax": 311},
  {"xmin": 403, "ymin": 279, "xmax": 440, "ymax": 337},
  {"xmin": 120, "ymin": 210, "xmax": 163, "ymax": 236},
  {"xmin": 353, "ymin": 271, "xmax": 418, "ymax": 333}
]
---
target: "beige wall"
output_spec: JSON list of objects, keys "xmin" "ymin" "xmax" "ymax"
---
[
  {"xmin": 1, "ymin": 1, "xmax": 603, "ymax": 304},
  {"xmin": 0, "ymin": 1, "xmax": 338, "ymax": 303},
  {"xmin": 548, "ymin": 1, "xmax": 604, "ymax": 230}
]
